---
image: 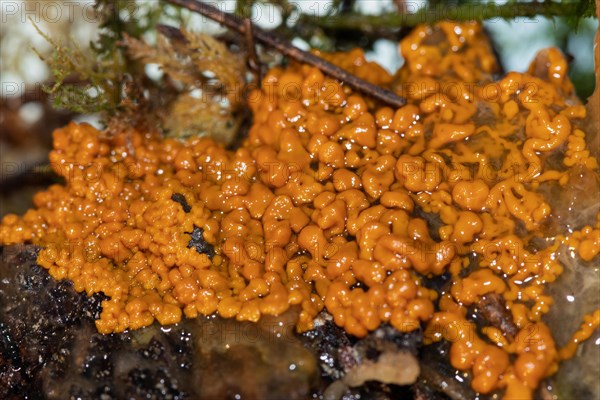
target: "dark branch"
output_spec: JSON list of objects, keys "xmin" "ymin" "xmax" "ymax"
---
[
  {"xmin": 298, "ymin": 1, "xmax": 596, "ymax": 30},
  {"xmin": 163, "ymin": 0, "xmax": 407, "ymax": 108},
  {"xmin": 243, "ymin": 19, "xmax": 263, "ymax": 84},
  {"xmin": 156, "ymin": 24, "xmax": 188, "ymax": 43}
]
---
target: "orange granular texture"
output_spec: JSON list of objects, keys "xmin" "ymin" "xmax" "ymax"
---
[{"xmin": 1, "ymin": 22, "xmax": 599, "ymax": 398}]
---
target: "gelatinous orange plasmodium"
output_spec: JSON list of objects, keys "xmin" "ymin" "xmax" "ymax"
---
[{"xmin": 1, "ymin": 22, "xmax": 599, "ymax": 399}]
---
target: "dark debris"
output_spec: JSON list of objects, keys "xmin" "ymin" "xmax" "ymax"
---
[
  {"xmin": 186, "ymin": 226, "xmax": 215, "ymax": 259},
  {"xmin": 415, "ymin": 342, "xmax": 476, "ymax": 400},
  {"xmin": 477, "ymin": 293, "xmax": 518, "ymax": 341},
  {"xmin": 171, "ymin": 193, "xmax": 192, "ymax": 213},
  {"xmin": 303, "ymin": 314, "xmax": 425, "ymax": 399}
]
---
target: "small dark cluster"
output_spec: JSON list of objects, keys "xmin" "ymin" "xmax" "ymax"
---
[
  {"xmin": 171, "ymin": 193, "xmax": 192, "ymax": 213},
  {"xmin": 186, "ymin": 226, "xmax": 215, "ymax": 259}
]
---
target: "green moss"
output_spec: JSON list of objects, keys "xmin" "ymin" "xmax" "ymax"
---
[{"xmin": 33, "ymin": 1, "xmax": 185, "ymax": 120}]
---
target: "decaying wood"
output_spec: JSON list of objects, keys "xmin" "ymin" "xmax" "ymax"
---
[
  {"xmin": 584, "ymin": 0, "xmax": 599, "ymax": 158},
  {"xmin": 477, "ymin": 293, "xmax": 518, "ymax": 341}
]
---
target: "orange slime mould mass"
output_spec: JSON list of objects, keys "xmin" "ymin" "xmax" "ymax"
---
[{"xmin": 1, "ymin": 22, "xmax": 599, "ymax": 399}]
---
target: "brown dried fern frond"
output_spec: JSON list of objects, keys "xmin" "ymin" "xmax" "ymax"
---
[
  {"xmin": 122, "ymin": 29, "xmax": 247, "ymax": 142},
  {"xmin": 182, "ymin": 30, "xmax": 246, "ymax": 94},
  {"xmin": 123, "ymin": 29, "xmax": 246, "ymax": 103}
]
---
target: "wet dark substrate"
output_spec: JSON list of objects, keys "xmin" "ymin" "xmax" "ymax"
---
[{"xmin": 0, "ymin": 245, "xmax": 566, "ymax": 400}]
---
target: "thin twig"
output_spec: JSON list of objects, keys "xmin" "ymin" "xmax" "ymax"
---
[
  {"xmin": 157, "ymin": 24, "xmax": 188, "ymax": 43},
  {"xmin": 340, "ymin": 0, "xmax": 355, "ymax": 14},
  {"xmin": 244, "ymin": 19, "xmax": 262, "ymax": 85},
  {"xmin": 164, "ymin": 0, "xmax": 407, "ymax": 108},
  {"xmin": 298, "ymin": 1, "xmax": 596, "ymax": 30},
  {"xmin": 393, "ymin": 0, "xmax": 406, "ymax": 14}
]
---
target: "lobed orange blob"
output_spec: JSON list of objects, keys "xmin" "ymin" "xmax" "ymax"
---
[{"xmin": 1, "ymin": 22, "xmax": 599, "ymax": 399}]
